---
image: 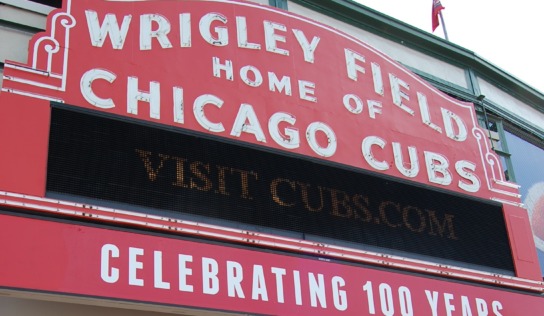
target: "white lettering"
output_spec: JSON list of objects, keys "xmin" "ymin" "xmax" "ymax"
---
[
  {"xmin": 425, "ymin": 290, "xmax": 439, "ymax": 316},
  {"xmin": 129, "ymin": 247, "xmax": 144, "ymax": 286},
  {"xmin": 445, "ymin": 293, "xmax": 456, "ymax": 316},
  {"xmin": 390, "ymin": 74, "xmax": 414, "ymax": 115},
  {"xmin": 173, "ymin": 86, "xmax": 184, "ymax": 124},
  {"xmin": 271, "ymin": 267, "xmax": 286, "ymax": 303},
  {"xmin": 200, "ymin": 13, "xmax": 228, "ymax": 46},
  {"xmin": 292, "ymin": 29, "xmax": 319, "ymax": 63},
  {"xmin": 85, "ymin": 10, "xmax": 131, "ymax": 49},
  {"xmin": 193, "ymin": 94, "xmax": 225, "ymax": 132},
  {"xmin": 476, "ymin": 298, "xmax": 488, "ymax": 316},
  {"xmin": 492, "ymin": 301, "xmax": 503, "ymax": 316},
  {"xmin": 371, "ymin": 62, "xmax": 384, "ymax": 95},
  {"xmin": 442, "ymin": 108, "xmax": 468, "ymax": 142},
  {"xmin": 306, "ymin": 122, "xmax": 336, "ymax": 157},
  {"xmin": 140, "ymin": 14, "xmax": 172, "ymax": 50},
  {"xmin": 393, "ymin": 142, "xmax": 419, "ymax": 178},
  {"xmin": 101, "ymin": 244, "xmax": 119, "ymax": 284},
  {"xmin": 127, "ymin": 76, "xmax": 161, "ymax": 119},
  {"xmin": 252, "ymin": 265, "xmax": 268, "ymax": 301},
  {"xmin": 264, "ymin": 21, "xmax": 289, "ymax": 56},
  {"xmin": 227, "ymin": 261, "xmax": 245, "ymax": 298},
  {"xmin": 236, "ymin": 16, "xmax": 260, "ymax": 50},
  {"xmin": 362, "ymin": 136, "xmax": 389, "ymax": 171},
  {"xmin": 368, "ymin": 100, "xmax": 383, "ymax": 119},
  {"xmin": 240, "ymin": 65, "xmax": 263, "ymax": 87},
  {"xmin": 213, "ymin": 57, "xmax": 234, "ymax": 81},
  {"xmin": 456, "ymin": 160, "xmax": 480, "ymax": 192},
  {"xmin": 293, "ymin": 270, "xmax": 303, "ymax": 306},
  {"xmin": 343, "ymin": 94, "xmax": 364, "ymax": 114},
  {"xmin": 80, "ymin": 68, "xmax": 116, "ymax": 109},
  {"xmin": 298, "ymin": 80, "xmax": 317, "ymax": 102},
  {"xmin": 154, "ymin": 251, "xmax": 171, "ymax": 289},
  {"xmin": 268, "ymin": 72, "xmax": 292, "ymax": 96},
  {"xmin": 202, "ymin": 257, "xmax": 219, "ymax": 295},
  {"xmin": 417, "ymin": 92, "xmax": 442, "ymax": 133},
  {"xmin": 424, "ymin": 151, "xmax": 452, "ymax": 186},
  {"xmin": 178, "ymin": 254, "xmax": 193, "ymax": 292},
  {"xmin": 269, "ymin": 112, "xmax": 299, "ymax": 149},
  {"xmin": 461, "ymin": 296, "xmax": 473, "ymax": 316},
  {"xmin": 230, "ymin": 103, "xmax": 267, "ymax": 142},
  {"xmin": 345, "ymin": 49, "xmax": 365, "ymax": 81},
  {"xmin": 179, "ymin": 13, "xmax": 191, "ymax": 47},
  {"xmin": 309, "ymin": 273, "xmax": 327, "ymax": 308},
  {"xmin": 332, "ymin": 276, "xmax": 347, "ymax": 311}
]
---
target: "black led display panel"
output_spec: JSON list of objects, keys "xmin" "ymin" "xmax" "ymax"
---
[{"xmin": 47, "ymin": 107, "xmax": 515, "ymax": 272}]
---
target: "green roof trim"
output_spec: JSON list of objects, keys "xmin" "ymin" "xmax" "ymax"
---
[{"xmin": 269, "ymin": 0, "xmax": 288, "ymax": 10}]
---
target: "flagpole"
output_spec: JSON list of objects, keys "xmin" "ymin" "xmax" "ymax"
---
[{"xmin": 438, "ymin": 11, "xmax": 449, "ymax": 41}]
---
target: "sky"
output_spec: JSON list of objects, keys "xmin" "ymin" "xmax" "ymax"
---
[{"xmin": 352, "ymin": 0, "xmax": 544, "ymax": 94}]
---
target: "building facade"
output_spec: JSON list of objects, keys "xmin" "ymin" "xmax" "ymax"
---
[{"xmin": 1, "ymin": 0, "xmax": 543, "ymax": 315}]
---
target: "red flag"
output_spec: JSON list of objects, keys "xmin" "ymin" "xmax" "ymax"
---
[{"xmin": 432, "ymin": 0, "xmax": 445, "ymax": 31}]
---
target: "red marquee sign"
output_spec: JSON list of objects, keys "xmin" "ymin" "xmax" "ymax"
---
[
  {"xmin": 0, "ymin": 0, "xmax": 541, "ymax": 284},
  {"xmin": 1, "ymin": 213, "xmax": 543, "ymax": 315},
  {"xmin": 0, "ymin": 0, "xmax": 519, "ymax": 201}
]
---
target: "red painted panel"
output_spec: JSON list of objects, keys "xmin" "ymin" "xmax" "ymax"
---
[
  {"xmin": 0, "ymin": 93, "xmax": 49, "ymax": 196},
  {"xmin": 503, "ymin": 203, "xmax": 542, "ymax": 280},
  {"xmin": 1, "ymin": 213, "xmax": 543, "ymax": 315}
]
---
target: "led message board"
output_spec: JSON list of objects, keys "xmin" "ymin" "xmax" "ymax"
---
[{"xmin": 47, "ymin": 107, "xmax": 514, "ymax": 272}]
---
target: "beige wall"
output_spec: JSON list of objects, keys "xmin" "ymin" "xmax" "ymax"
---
[
  {"xmin": 479, "ymin": 78, "xmax": 544, "ymax": 129},
  {"xmin": 249, "ymin": 0, "xmax": 270, "ymax": 5},
  {"xmin": 0, "ymin": 1, "xmax": 50, "ymax": 90},
  {"xmin": 0, "ymin": 294, "xmax": 239, "ymax": 316},
  {"xmin": 0, "ymin": 25, "xmax": 35, "ymax": 64}
]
